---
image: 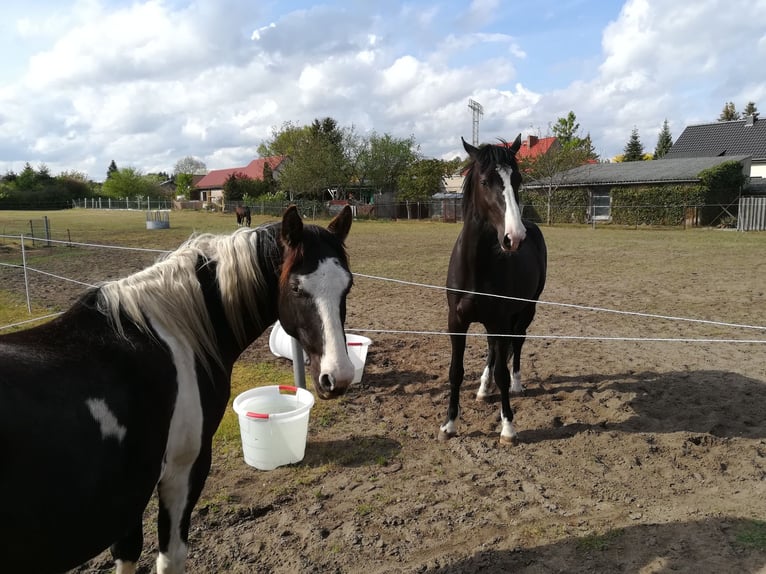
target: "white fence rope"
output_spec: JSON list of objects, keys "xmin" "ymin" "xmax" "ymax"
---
[{"xmin": 1, "ymin": 235, "xmax": 764, "ymax": 343}]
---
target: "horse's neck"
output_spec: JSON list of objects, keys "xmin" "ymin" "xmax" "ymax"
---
[{"xmin": 451, "ymin": 215, "xmax": 495, "ymax": 290}]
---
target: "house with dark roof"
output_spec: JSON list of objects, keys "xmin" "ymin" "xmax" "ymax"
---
[
  {"xmin": 522, "ymin": 155, "xmax": 750, "ymax": 226},
  {"xmin": 664, "ymin": 114, "xmax": 766, "ymax": 179},
  {"xmin": 194, "ymin": 156, "xmax": 287, "ymax": 204}
]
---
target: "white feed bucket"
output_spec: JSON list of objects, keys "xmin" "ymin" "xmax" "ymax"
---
[
  {"xmin": 268, "ymin": 321, "xmax": 372, "ymax": 383},
  {"xmin": 232, "ymin": 385, "xmax": 315, "ymax": 470}
]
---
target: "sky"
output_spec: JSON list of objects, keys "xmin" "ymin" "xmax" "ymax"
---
[{"xmin": 1, "ymin": 0, "xmax": 765, "ymax": 181}]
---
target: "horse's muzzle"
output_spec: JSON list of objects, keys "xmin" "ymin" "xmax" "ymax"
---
[
  {"xmin": 502, "ymin": 231, "xmax": 525, "ymax": 252},
  {"xmin": 309, "ymin": 357, "xmax": 354, "ymax": 399}
]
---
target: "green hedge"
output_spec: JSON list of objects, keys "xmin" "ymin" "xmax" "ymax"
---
[{"xmin": 521, "ymin": 161, "xmax": 745, "ymax": 226}]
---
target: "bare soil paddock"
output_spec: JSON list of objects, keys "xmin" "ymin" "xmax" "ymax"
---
[{"xmin": 1, "ymin": 211, "xmax": 766, "ymax": 573}]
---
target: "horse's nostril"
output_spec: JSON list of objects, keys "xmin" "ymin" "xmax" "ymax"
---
[
  {"xmin": 503, "ymin": 235, "xmax": 512, "ymax": 249},
  {"xmin": 320, "ymin": 374, "xmax": 335, "ymax": 393}
]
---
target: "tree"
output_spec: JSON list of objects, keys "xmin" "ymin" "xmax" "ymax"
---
[
  {"xmin": 550, "ymin": 111, "xmax": 599, "ymax": 161},
  {"xmin": 107, "ymin": 160, "xmax": 118, "ymax": 180},
  {"xmin": 622, "ymin": 127, "xmax": 645, "ymax": 162},
  {"xmin": 744, "ymin": 101, "xmax": 759, "ymax": 117},
  {"xmin": 718, "ymin": 101, "xmax": 740, "ymax": 121},
  {"xmin": 358, "ymin": 132, "xmax": 418, "ymax": 195},
  {"xmin": 101, "ymin": 167, "xmax": 163, "ymax": 199},
  {"xmin": 173, "ymin": 156, "xmax": 207, "ymax": 176},
  {"xmin": 653, "ymin": 119, "xmax": 673, "ymax": 159},
  {"xmin": 551, "ymin": 111, "xmax": 580, "ymax": 145},
  {"xmin": 521, "ymin": 138, "xmax": 592, "ymax": 225},
  {"xmin": 260, "ymin": 117, "xmax": 353, "ymax": 200},
  {"xmin": 397, "ymin": 159, "xmax": 449, "ymax": 202}
]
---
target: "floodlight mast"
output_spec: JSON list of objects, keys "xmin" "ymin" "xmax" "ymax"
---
[{"xmin": 468, "ymin": 99, "xmax": 484, "ymax": 146}]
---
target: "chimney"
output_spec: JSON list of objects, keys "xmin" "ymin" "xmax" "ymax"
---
[
  {"xmin": 745, "ymin": 112, "xmax": 759, "ymax": 127},
  {"xmin": 526, "ymin": 135, "xmax": 538, "ymax": 148}
]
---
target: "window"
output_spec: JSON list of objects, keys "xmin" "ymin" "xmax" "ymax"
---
[{"xmin": 590, "ymin": 190, "xmax": 611, "ymax": 221}]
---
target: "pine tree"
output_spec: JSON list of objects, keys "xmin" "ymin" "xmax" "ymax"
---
[
  {"xmin": 653, "ymin": 119, "xmax": 673, "ymax": 159},
  {"xmin": 107, "ymin": 160, "xmax": 118, "ymax": 180},
  {"xmin": 744, "ymin": 101, "xmax": 759, "ymax": 117},
  {"xmin": 718, "ymin": 101, "xmax": 740, "ymax": 121},
  {"xmin": 622, "ymin": 127, "xmax": 645, "ymax": 162}
]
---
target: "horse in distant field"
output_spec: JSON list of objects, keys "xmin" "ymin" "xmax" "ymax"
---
[
  {"xmin": 0, "ymin": 205, "xmax": 356, "ymax": 574},
  {"xmin": 440, "ymin": 135, "xmax": 547, "ymax": 444},
  {"xmin": 235, "ymin": 205, "xmax": 251, "ymax": 226}
]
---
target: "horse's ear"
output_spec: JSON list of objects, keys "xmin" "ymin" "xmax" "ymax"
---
[
  {"xmin": 328, "ymin": 205, "xmax": 352, "ymax": 243},
  {"xmin": 462, "ymin": 137, "xmax": 479, "ymax": 159},
  {"xmin": 281, "ymin": 205, "xmax": 303, "ymax": 248},
  {"xmin": 510, "ymin": 133, "xmax": 522, "ymax": 155}
]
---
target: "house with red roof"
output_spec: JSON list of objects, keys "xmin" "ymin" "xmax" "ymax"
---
[
  {"xmin": 515, "ymin": 135, "xmax": 560, "ymax": 162},
  {"xmin": 194, "ymin": 156, "xmax": 287, "ymax": 204}
]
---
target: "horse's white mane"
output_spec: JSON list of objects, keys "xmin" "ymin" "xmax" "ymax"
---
[{"xmin": 97, "ymin": 226, "xmax": 278, "ymax": 366}]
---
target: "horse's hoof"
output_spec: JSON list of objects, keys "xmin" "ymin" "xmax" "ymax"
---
[
  {"xmin": 438, "ymin": 430, "xmax": 456, "ymax": 441},
  {"xmin": 476, "ymin": 393, "xmax": 491, "ymax": 402},
  {"xmin": 499, "ymin": 434, "xmax": 518, "ymax": 446}
]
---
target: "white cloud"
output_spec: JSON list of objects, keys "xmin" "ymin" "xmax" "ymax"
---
[{"xmin": 2, "ymin": 0, "xmax": 766, "ymax": 177}]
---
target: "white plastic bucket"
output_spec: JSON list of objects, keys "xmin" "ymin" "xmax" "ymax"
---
[
  {"xmin": 346, "ymin": 333, "xmax": 372, "ymax": 383},
  {"xmin": 268, "ymin": 321, "xmax": 372, "ymax": 383},
  {"xmin": 232, "ymin": 385, "xmax": 315, "ymax": 470}
]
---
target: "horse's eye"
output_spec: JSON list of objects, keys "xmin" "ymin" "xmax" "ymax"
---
[
  {"xmin": 480, "ymin": 179, "xmax": 488, "ymax": 186},
  {"xmin": 291, "ymin": 283, "xmax": 304, "ymax": 296}
]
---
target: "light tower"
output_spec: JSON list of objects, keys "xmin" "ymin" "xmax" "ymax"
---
[{"xmin": 468, "ymin": 98, "xmax": 483, "ymax": 146}]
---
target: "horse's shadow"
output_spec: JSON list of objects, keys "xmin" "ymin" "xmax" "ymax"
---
[
  {"xmin": 357, "ymin": 361, "xmax": 766, "ymax": 442},
  {"xmin": 423, "ymin": 516, "xmax": 766, "ymax": 573},
  {"xmin": 514, "ymin": 369, "xmax": 766, "ymax": 442}
]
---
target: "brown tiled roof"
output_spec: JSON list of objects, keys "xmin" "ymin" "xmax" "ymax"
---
[{"xmin": 195, "ymin": 156, "xmax": 286, "ymax": 190}]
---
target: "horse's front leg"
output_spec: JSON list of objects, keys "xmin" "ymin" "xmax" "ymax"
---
[
  {"xmin": 156, "ymin": 446, "xmax": 212, "ymax": 574},
  {"xmin": 110, "ymin": 519, "xmax": 143, "ymax": 574},
  {"xmin": 439, "ymin": 328, "xmax": 468, "ymax": 440},
  {"xmin": 493, "ymin": 338, "xmax": 517, "ymax": 444}
]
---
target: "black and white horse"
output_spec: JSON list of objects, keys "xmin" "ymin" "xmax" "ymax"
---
[
  {"xmin": 440, "ymin": 136, "xmax": 547, "ymax": 443},
  {"xmin": 0, "ymin": 205, "xmax": 356, "ymax": 573}
]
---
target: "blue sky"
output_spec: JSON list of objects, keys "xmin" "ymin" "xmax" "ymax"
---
[{"xmin": 1, "ymin": 0, "xmax": 765, "ymax": 180}]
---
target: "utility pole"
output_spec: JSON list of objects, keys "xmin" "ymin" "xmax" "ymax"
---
[{"xmin": 468, "ymin": 99, "xmax": 483, "ymax": 146}]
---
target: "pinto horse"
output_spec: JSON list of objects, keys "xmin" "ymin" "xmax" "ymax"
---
[
  {"xmin": 235, "ymin": 204, "xmax": 251, "ymax": 226},
  {"xmin": 0, "ymin": 205, "xmax": 356, "ymax": 574},
  {"xmin": 440, "ymin": 136, "xmax": 547, "ymax": 444}
]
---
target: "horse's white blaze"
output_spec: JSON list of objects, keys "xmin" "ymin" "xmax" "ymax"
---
[
  {"xmin": 476, "ymin": 365, "xmax": 493, "ymax": 399},
  {"xmin": 498, "ymin": 167, "xmax": 526, "ymax": 248},
  {"xmin": 299, "ymin": 258, "xmax": 355, "ymax": 386},
  {"xmin": 86, "ymin": 398, "xmax": 127, "ymax": 443},
  {"xmin": 150, "ymin": 320, "xmax": 202, "ymax": 574},
  {"xmin": 511, "ymin": 370, "xmax": 523, "ymax": 394}
]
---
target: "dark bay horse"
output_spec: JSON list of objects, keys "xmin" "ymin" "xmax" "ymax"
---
[
  {"xmin": 0, "ymin": 205, "xmax": 356, "ymax": 574},
  {"xmin": 440, "ymin": 136, "xmax": 547, "ymax": 444},
  {"xmin": 235, "ymin": 204, "xmax": 251, "ymax": 226}
]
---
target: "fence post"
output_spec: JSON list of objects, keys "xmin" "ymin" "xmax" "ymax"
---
[
  {"xmin": 43, "ymin": 216, "xmax": 51, "ymax": 247},
  {"xmin": 20, "ymin": 234, "xmax": 32, "ymax": 314}
]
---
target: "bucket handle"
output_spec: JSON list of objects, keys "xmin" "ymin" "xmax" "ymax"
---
[
  {"xmin": 347, "ymin": 342, "xmax": 363, "ymax": 347},
  {"xmin": 245, "ymin": 385, "xmax": 299, "ymax": 420}
]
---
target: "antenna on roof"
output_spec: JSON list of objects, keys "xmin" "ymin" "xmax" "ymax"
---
[{"xmin": 468, "ymin": 99, "xmax": 483, "ymax": 146}]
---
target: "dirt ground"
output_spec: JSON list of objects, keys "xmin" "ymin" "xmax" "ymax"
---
[{"xmin": 3, "ymin": 224, "xmax": 766, "ymax": 574}]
